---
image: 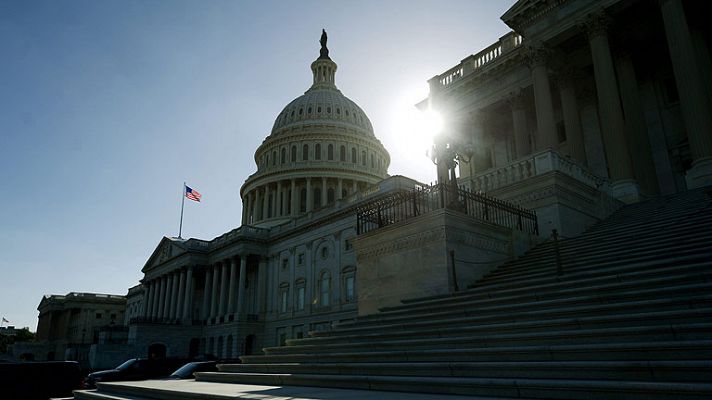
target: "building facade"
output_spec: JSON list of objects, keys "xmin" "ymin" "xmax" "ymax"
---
[
  {"xmin": 422, "ymin": 0, "xmax": 711, "ymax": 236},
  {"xmin": 15, "ymin": 292, "xmax": 126, "ymax": 367},
  {"xmin": 29, "ymin": 0, "xmax": 711, "ymax": 367},
  {"xmin": 124, "ymin": 34, "xmax": 408, "ymax": 361}
]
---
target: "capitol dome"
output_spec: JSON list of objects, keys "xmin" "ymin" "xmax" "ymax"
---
[{"xmin": 240, "ymin": 31, "xmax": 390, "ymax": 227}]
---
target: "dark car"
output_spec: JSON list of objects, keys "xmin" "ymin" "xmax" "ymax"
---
[
  {"xmin": 167, "ymin": 358, "xmax": 242, "ymax": 380},
  {"xmin": 167, "ymin": 361, "xmax": 218, "ymax": 379},
  {"xmin": 83, "ymin": 357, "xmax": 188, "ymax": 388},
  {"xmin": 0, "ymin": 361, "xmax": 82, "ymax": 399}
]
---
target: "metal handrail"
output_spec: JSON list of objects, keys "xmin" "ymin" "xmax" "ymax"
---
[{"xmin": 356, "ymin": 182, "xmax": 538, "ymax": 235}]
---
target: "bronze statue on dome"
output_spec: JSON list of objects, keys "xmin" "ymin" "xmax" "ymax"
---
[{"xmin": 319, "ymin": 29, "xmax": 330, "ymax": 59}]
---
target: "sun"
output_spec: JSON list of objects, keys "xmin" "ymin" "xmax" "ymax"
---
[{"xmin": 389, "ymin": 88, "xmax": 444, "ymax": 158}]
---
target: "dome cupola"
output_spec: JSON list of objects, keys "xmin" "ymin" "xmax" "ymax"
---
[{"xmin": 240, "ymin": 31, "xmax": 390, "ymax": 228}]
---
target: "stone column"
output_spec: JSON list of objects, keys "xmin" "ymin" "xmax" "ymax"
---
[
  {"xmin": 176, "ymin": 270, "xmax": 185, "ymax": 319},
  {"xmin": 321, "ymin": 177, "xmax": 327, "ymax": 206},
  {"xmin": 257, "ymin": 257, "xmax": 268, "ymax": 313},
  {"xmin": 261, "ymin": 186, "xmax": 269, "ymax": 220},
  {"xmin": 306, "ymin": 179, "xmax": 313, "ymax": 212},
  {"xmin": 337, "ymin": 179, "xmax": 343, "ymax": 200},
  {"xmin": 157, "ymin": 276, "xmax": 166, "ymax": 319},
  {"xmin": 227, "ymin": 258, "xmax": 238, "ymax": 314},
  {"xmin": 236, "ymin": 256, "xmax": 248, "ymax": 317},
  {"xmin": 248, "ymin": 192, "xmax": 255, "ymax": 224},
  {"xmin": 169, "ymin": 273, "xmax": 179, "ymax": 319},
  {"xmin": 151, "ymin": 281, "xmax": 160, "ymax": 319},
  {"xmin": 352, "ymin": 180, "xmax": 357, "ymax": 194},
  {"xmin": 616, "ymin": 51, "xmax": 659, "ymax": 194},
  {"xmin": 582, "ymin": 12, "xmax": 637, "ymax": 198},
  {"xmin": 141, "ymin": 283, "xmax": 150, "ymax": 318},
  {"xmin": 557, "ymin": 68, "xmax": 587, "ymax": 165},
  {"xmin": 526, "ymin": 45, "xmax": 558, "ymax": 150},
  {"xmin": 241, "ymin": 196, "xmax": 248, "ymax": 225},
  {"xmin": 660, "ymin": 0, "xmax": 712, "ymax": 188},
  {"xmin": 202, "ymin": 267, "xmax": 212, "ymax": 320},
  {"xmin": 275, "ymin": 181, "xmax": 282, "ymax": 217},
  {"xmin": 254, "ymin": 187, "xmax": 264, "ymax": 222},
  {"xmin": 290, "ymin": 179, "xmax": 297, "ymax": 216},
  {"xmin": 507, "ymin": 90, "xmax": 530, "ymax": 158},
  {"xmin": 218, "ymin": 262, "xmax": 228, "ymax": 319},
  {"xmin": 182, "ymin": 267, "xmax": 193, "ymax": 321},
  {"xmin": 210, "ymin": 263, "xmax": 220, "ymax": 320}
]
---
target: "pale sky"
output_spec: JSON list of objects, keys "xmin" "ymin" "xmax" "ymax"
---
[{"xmin": 0, "ymin": 0, "xmax": 512, "ymax": 330}]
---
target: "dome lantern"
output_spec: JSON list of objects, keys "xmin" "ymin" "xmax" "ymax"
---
[{"xmin": 310, "ymin": 29, "xmax": 337, "ymax": 90}]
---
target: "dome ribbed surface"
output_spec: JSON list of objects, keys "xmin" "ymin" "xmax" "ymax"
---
[{"xmin": 270, "ymin": 88, "xmax": 375, "ymax": 137}]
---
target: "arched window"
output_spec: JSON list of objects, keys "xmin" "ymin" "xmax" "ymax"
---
[
  {"xmin": 318, "ymin": 271, "xmax": 331, "ymax": 307},
  {"xmin": 371, "ymin": 154, "xmax": 374, "ymax": 168},
  {"xmin": 281, "ymin": 148, "xmax": 286, "ymax": 164},
  {"xmin": 327, "ymin": 144, "xmax": 334, "ymax": 160},
  {"xmin": 302, "ymin": 144, "xmax": 309, "ymax": 161},
  {"xmin": 314, "ymin": 188, "xmax": 321, "ymax": 209},
  {"xmin": 327, "ymin": 188, "xmax": 335, "ymax": 204},
  {"xmin": 340, "ymin": 145, "xmax": 346, "ymax": 161},
  {"xmin": 265, "ymin": 154, "xmax": 269, "ymax": 167},
  {"xmin": 287, "ymin": 189, "xmax": 292, "ymax": 214},
  {"xmin": 291, "ymin": 146, "xmax": 297, "ymax": 162},
  {"xmin": 272, "ymin": 151, "xmax": 276, "ymax": 166},
  {"xmin": 361, "ymin": 151, "xmax": 367, "ymax": 166},
  {"xmin": 300, "ymin": 188, "xmax": 307, "ymax": 212},
  {"xmin": 315, "ymin": 144, "xmax": 321, "ymax": 160},
  {"xmin": 351, "ymin": 148, "xmax": 357, "ymax": 163}
]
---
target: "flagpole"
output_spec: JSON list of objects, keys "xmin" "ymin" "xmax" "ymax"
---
[{"xmin": 178, "ymin": 182, "xmax": 186, "ymax": 238}]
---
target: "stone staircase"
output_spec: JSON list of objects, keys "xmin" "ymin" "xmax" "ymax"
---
[{"xmin": 76, "ymin": 187, "xmax": 712, "ymax": 399}]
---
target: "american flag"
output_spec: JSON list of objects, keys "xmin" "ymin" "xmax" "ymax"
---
[{"xmin": 185, "ymin": 185, "xmax": 202, "ymax": 202}]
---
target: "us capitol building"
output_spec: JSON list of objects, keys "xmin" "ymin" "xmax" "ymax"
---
[{"xmin": 20, "ymin": 0, "xmax": 712, "ymax": 378}]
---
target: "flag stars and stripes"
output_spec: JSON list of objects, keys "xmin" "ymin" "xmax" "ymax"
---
[{"xmin": 185, "ymin": 186, "xmax": 202, "ymax": 202}]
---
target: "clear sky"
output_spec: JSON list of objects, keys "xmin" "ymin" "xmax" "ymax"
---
[{"xmin": 0, "ymin": 0, "xmax": 512, "ymax": 330}]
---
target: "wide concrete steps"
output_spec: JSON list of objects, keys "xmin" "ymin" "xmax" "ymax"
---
[
  {"xmin": 240, "ymin": 340, "xmax": 712, "ymax": 363},
  {"xmin": 217, "ymin": 360, "xmax": 712, "ymax": 382},
  {"xmin": 197, "ymin": 372, "xmax": 712, "ymax": 399},
  {"xmin": 371, "ymin": 260, "xmax": 712, "ymax": 319}
]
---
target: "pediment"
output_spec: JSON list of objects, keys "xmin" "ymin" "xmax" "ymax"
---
[{"xmin": 141, "ymin": 236, "xmax": 188, "ymax": 273}]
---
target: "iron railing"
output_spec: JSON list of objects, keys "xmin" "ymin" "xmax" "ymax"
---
[{"xmin": 356, "ymin": 182, "xmax": 538, "ymax": 235}]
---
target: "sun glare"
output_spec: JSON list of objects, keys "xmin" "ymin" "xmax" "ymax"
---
[{"xmin": 390, "ymin": 90, "xmax": 444, "ymax": 159}]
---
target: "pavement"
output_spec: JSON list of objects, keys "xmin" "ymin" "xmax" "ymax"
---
[{"xmin": 91, "ymin": 379, "xmax": 525, "ymax": 399}]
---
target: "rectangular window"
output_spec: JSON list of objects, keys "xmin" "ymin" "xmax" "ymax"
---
[
  {"xmin": 280, "ymin": 289, "xmax": 289, "ymax": 313},
  {"xmin": 276, "ymin": 327, "xmax": 287, "ymax": 346},
  {"xmin": 296, "ymin": 286, "xmax": 305, "ymax": 311},
  {"xmin": 297, "ymin": 253, "xmax": 305, "ymax": 266},
  {"xmin": 95, "ymin": 313, "xmax": 102, "ymax": 319},
  {"xmin": 292, "ymin": 325, "xmax": 304, "ymax": 340},
  {"xmin": 344, "ymin": 239, "xmax": 353, "ymax": 251},
  {"xmin": 345, "ymin": 276, "xmax": 355, "ymax": 302},
  {"xmin": 282, "ymin": 258, "xmax": 289, "ymax": 270}
]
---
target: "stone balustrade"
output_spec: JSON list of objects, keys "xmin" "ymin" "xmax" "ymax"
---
[
  {"xmin": 434, "ymin": 31, "xmax": 523, "ymax": 89},
  {"xmin": 467, "ymin": 149, "xmax": 607, "ymax": 193}
]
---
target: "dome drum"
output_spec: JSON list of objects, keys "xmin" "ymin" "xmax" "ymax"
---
[{"xmin": 241, "ymin": 32, "xmax": 390, "ymax": 228}]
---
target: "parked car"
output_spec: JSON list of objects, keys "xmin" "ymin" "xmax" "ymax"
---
[
  {"xmin": 0, "ymin": 361, "xmax": 82, "ymax": 399},
  {"xmin": 167, "ymin": 358, "xmax": 242, "ymax": 380},
  {"xmin": 83, "ymin": 357, "xmax": 188, "ymax": 389},
  {"xmin": 167, "ymin": 361, "xmax": 218, "ymax": 379}
]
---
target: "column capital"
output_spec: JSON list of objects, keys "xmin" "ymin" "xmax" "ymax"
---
[
  {"xmin": 506, "ymin": 88, "xmax": 528, "ymax": 110},
  {"xmin": 524, "ymin": 43, "xmax": 551, "ymax": 68},
  {"xmin": 552, "ymin": 66, "xmax": 580, "ymax": 90},
  {"xmin": 579, "ymin": 10, "xmax": 611, "ymax": 40}
]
